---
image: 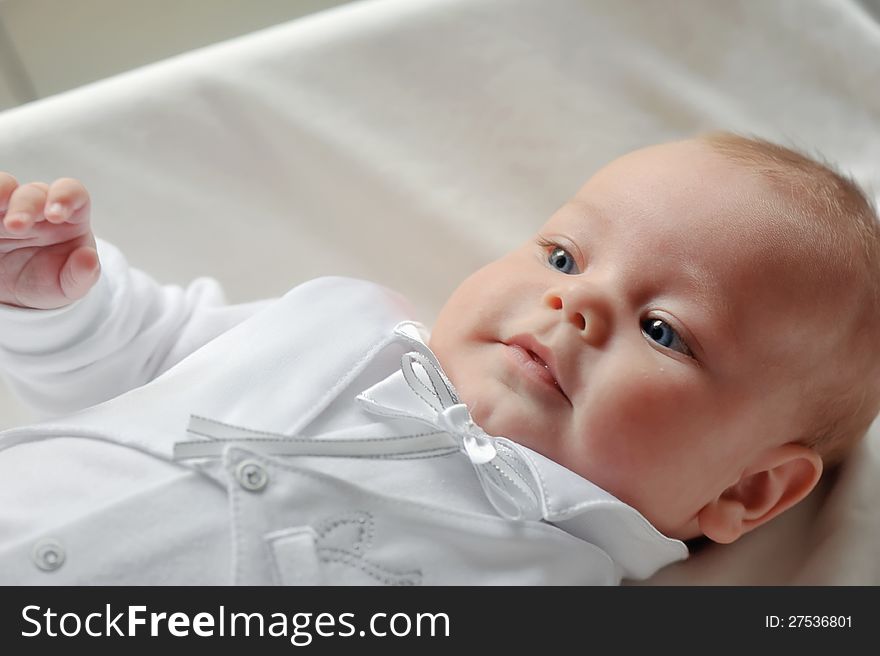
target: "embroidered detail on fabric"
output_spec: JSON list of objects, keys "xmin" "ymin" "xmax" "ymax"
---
[
  {"xmin": 314, "ymin": 512, "xmax": 422, "ymax": 586},
  {"xmin": 528, "ymin": 452, "xmax": 554, "ymax": 515},
  {"xmin": 175, "ymin": 414, "xmax": 458, "ymax": 461},
  {"xmin": 187, "ymin": 422, "xmax": 445, "ymax": 444},
  {"xmin": 494, "ymin": 444, "xmax": 538, "ymax": 503},
  {"xmin": 188, "ymin": 414, "xmax": 445, "ymax": 442}
]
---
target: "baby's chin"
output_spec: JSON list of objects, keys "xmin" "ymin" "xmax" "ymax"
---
[
  {"xmin": 433, "ymin": 338, "xmax": 555, "ymax": 449},
  {"xmin": 459, "ymin": 382, "xmax": 547, "ymax": 451}
]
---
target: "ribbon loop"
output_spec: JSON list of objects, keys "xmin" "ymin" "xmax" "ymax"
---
[{"xmin": 400, "ymin": 351, "xmax": 458, "ymax": 411}]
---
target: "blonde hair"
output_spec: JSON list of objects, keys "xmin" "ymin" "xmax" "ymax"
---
[{"xmin": 700, "ymin": 131, "xmax": 880, "ymax": 466}]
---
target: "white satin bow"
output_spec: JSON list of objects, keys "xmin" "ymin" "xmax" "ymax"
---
[{"xmin": 356, "ymin": 346, "xmax": 544, "ymax": 522}]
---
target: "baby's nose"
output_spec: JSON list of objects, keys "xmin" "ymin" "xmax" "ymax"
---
[{"xmin": 544, "ymin": 289, "xmax": 610, "ymax": 346}]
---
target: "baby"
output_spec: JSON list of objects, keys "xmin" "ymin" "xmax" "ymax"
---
[
  {"xmin": 1, "ymin": 132, "xmax": 878, "ymax": 584},
  {"xmin": 430, "ymin": 133, "xmax": 880, "ymax": 544}
]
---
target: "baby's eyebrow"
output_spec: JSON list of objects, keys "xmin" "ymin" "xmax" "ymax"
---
[
  {"xmin": 678, "ymin": 259, "xmax": 716, "ymax": 302},
  {"xmin": 675, "ymin": 260, "xmax": 734, "ymax": 356},
  {"xmin": 567, "ymin": 199, "xmax": 612, "ymax": 231},
  {"xmin": 553, "ymin": 200, "xmax": 613, "ymax": 247}
]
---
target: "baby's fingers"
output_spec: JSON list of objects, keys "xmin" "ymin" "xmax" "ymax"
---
[
  {"xmin": 45, "ymin": 178, "xmax": 90, "ymax": 225},
  {"xmin": 0, "ymin": 172, "xmax": 19, "ymax": 217},
  {"xmin": 3, "ymin": 181, "xmax": 49, "ymax": 232},
  {"xmin": 58, "ymin": 245, "xmax": 101, "ymax": 302}
]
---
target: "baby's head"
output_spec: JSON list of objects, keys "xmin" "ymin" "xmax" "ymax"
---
[{"xmin": 429, "ymin": 133, "xmax": 880, "ymax": 544}]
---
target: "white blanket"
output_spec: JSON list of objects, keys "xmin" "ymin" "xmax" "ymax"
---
[{"xmin": 1, "ymin": 0, "xmax": 878, "ymax": 584}]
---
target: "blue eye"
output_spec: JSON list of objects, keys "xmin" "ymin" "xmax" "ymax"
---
[
  {"xmin": 641, "ymin": 318, "xmax": 692, "ymax": 357},
  {"xmin": 548, "ymin": 247, "xmax": 578, "ymax": 274}
]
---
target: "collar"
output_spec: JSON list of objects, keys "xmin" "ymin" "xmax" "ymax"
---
[{"xmin": 359, "ymin": 322, "xmax": 687, "ymax": 579}]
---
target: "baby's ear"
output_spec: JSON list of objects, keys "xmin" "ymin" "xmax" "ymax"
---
[{"xmin": 697, "ymin": 444, "xmax": 823, "ymax": 544}]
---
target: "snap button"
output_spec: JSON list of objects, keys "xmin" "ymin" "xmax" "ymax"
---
[
  {"xmin": 32, "ymin": 539, "xmax": 65, "ymax": 572},
  {"xmin": 235, "ymin": 460, "xmax": 269, "ymax": 492}
]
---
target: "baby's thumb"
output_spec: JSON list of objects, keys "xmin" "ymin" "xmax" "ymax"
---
[{"xmin": 59, "ymin": 246, "xmax": 101, "ymax": 301}]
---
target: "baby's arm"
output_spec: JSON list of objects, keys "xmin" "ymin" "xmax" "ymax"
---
[{"xmin": 0, "ymin": 173, "xmax": 271, "ymax": 416}]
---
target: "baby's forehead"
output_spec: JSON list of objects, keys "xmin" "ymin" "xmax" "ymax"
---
[
  {"xmin": 558, "ymin": 139, "xmax": 870, "ymax": 299},
  {"xmin": 557, "ymin": 183, "xmax": 801, "ymax": 267}
]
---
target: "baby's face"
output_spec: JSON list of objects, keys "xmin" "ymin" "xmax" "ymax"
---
[{"xmin": 430, "ymin": 140, "xmax": 845, "ymax": 539}]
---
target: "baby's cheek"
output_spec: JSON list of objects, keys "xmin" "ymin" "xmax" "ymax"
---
[{"xmin": 579, "ymin": 366, "xmax": 698, "ymax": 468}]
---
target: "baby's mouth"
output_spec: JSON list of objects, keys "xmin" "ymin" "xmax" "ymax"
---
[
  {"xmin": 528, "ymin": 350, "xmax": 567, "ymax": 393},
  {"xmin": 504, "ymin": 338, "xmax": 571, "ymax": 405}
]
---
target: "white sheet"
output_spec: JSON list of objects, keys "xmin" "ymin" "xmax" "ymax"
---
[{"xmin": 1, "ymin": 0, "xmax": 878, "ymax": 584}]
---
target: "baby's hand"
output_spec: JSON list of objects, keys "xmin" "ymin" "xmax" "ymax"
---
[{"xmin": 0, "ymin": 173, "xmax": 100, "ymax": 309}]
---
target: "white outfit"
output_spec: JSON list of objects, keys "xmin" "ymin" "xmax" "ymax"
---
[{"xmin": 0, "ymin": 240, "xmax": 687, "ymax": 585}]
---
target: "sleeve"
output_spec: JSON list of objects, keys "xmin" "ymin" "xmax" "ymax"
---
[{"xmin": 0, "ymin": 238, "xmax": 273, "ymax": 416}]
